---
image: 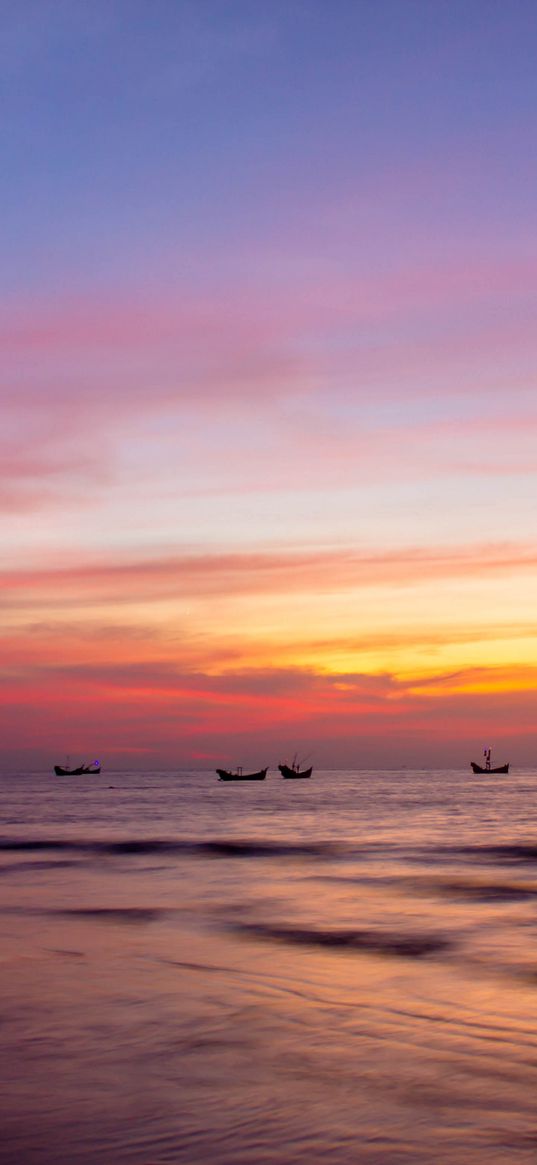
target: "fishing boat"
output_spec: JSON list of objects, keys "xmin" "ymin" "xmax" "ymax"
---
[
  {"xmin": 278, "ymin": 762, "xmax": 313, "ymax": 779},
  {"xmin": 470, "ymin": 749, "xmax": 509, "ymax": 775},
  {"xmin": 54, "ymin": 761, "xmax": 101, "ymax": 776},
  {"xmin": 216, "ymin": 767, "xmax": 268, "ymax": 781}
]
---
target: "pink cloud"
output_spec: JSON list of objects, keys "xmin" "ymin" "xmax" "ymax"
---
[
  {"xmin": 1, "ymin": 247, "xmax": 535, "ymax": 514},
  {"xmin": 2, "ymin": 657, "xmax": 536, "ymax": 771},
  {"xmin": 2, "ymin": 249, "xmax": 536, "ymax": 402},
  {"xmin": 2, "ymin": 541, "xmax": 537, "ymax": 610}
]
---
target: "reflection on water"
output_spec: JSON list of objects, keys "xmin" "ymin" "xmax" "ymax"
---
[{"xmin": 1, "ymin": 769, "xmax": 537, "ymax": 1164}]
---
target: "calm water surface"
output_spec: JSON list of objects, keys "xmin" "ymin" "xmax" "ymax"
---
[{"xmin": 1, "ymin": 768, "xmax": 537, "ymax": 1164}]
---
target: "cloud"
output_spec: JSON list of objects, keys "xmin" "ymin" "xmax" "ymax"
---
[
  {"xmin": 2, "ymin": 245, "xmax": 536, "ymax": 514},
  {"xmin": 2, "ymin": 249, "xmax": 536, "ymax": 420},
  {"xmin": 2, "ymin": 654, "xmax": 536, "ymax": 771},
  {"xmin": 2, "ymin": 540, "xmax": 537, "ymax": 612}
]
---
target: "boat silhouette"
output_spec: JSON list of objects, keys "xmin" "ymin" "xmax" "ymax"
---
[
  {"xmin": 470, "ymin": 748, "xmax": 509, "ymax": 775},
  {"xmin": 54, "ymin": 761, "xmax": 101, "ymax": 776},
  {"xmin": 278, "ymin": 762, "xmax": 313, "ymax": 779},
  {"xmin": 216, "ymin": 766, "xmax": 267, "ymax": 781}
]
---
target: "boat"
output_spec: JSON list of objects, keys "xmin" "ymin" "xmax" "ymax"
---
[
  {"xmin": 278, "ymin": 762, "xmax": 313, "ymax": 779},
  {"xmin": 470, "ymin": 748, "xmax": 509, "ymax": 775},
  {"xmin": 216, "ymin": 767, "xmax": 268, "ymax": 781},
  {"xmin": 471, "ymin": 761, "xmax": 509, "ymax": 774},
  {"xmin": 54, "ymin": 761, "xmax": 101, "ymax": 776}
]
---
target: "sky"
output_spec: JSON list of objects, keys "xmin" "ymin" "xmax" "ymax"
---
[{"xmin": 1, "ymin": 0, "xmax": 537, "ymax": 770}]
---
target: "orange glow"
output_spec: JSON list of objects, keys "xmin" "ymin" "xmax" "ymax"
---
[{"xmin": 1, "ymin": 535, "xmax": 537, "ymax": 766}]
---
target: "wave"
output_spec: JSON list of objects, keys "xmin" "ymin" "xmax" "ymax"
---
[
  {"xmin": 0, "ymin": 858, "xmax": 77, "ymax": 876},
  {"xmin": 318, "ymin": 871, "xmax": 537, "ymax": 903},
  {"xmin": 423, "ymin": 877, "xmax": 537, "ymax": 901},
  {"xmin": 57, "ymin": 907, "xmax": 162, "ymax": 924},
  {"xmin": 0, "ymin": 836, "xmax": 344, "ymax": 859},
  {"xmin": 3, "ymin": 836, "xmax": 537, "ymax": 869},
  {"xmin": 231, "ymin": 922, "xmax": 452, "ymax": 958},
  {"xmin": 461, "ymin": 844, "xmax": 537, "ymax": 863},
  {"xmin": 0, "ymin": 905, "xmax": 166, "ymax": 924}
]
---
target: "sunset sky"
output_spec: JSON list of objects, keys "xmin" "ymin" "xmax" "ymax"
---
[{"xmin": 2, "ymin": 0, "xmax": 537, "ymax": 769}]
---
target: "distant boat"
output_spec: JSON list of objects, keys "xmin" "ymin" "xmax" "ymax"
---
[
  {"xmin": 216, "ymin": 767, "xmax": 268, "ymax": 781},
  {"xmin": 54, "ymin": 761, "xmax": 101, "ymax": 776},
  {"xmin": 470, "ymin": 748, "xmax": 509, "ymax": 775},
  {"xmin": 278, "ymin": 763, "xmax": 313, "ymax": 779}
]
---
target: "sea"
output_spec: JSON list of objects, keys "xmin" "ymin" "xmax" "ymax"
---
[{"xmin": 1, "ymin": 768, "xmax": 537, "ymax": 1165}]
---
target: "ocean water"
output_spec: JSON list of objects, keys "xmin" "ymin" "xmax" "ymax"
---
[{"xmin": 1, "ymin": 768, "xmax": 537, "ymax": 1165}]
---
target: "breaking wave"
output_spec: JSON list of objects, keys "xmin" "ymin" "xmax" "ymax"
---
[
  {"xmin": 230, "ymin": 921, "xmax": 452, "ymax": 958},
  {"xmin": 0, "ymin": 836, "xmax": 345, "ymax": 859}
]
